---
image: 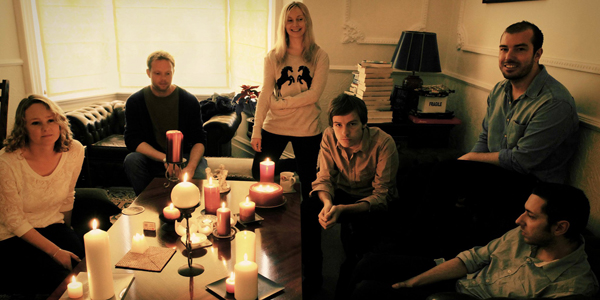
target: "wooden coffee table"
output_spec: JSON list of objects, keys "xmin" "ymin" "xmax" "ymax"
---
[{"xmin": 49, "ymin": 178, "xmax": 302, "ymax": 299}]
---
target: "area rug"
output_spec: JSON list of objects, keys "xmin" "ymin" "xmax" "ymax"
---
[{"xmin": 106, "ymin": 187, "xmax": 136, "ymax": 223}]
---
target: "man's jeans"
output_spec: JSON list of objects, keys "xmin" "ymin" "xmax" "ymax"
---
[{"xmin": 124, "ymin": 152, "xmax": 208, "ymax": 195}]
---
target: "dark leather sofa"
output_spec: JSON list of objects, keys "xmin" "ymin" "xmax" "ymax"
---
[{"xmin": 66, "ymin": 100, "xmax": 241, "ymax": 187}]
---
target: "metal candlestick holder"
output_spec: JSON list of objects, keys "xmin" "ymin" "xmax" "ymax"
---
[
  {"xmin": 163, "ymin": 158, "xmax": 187, "ymax": 188},
  {"xmin": 176, "ymin": 203, "xmax": 204, "ymax": 277}
]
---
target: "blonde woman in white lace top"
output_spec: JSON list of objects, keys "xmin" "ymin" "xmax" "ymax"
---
[{"xmin": 0, "ymin": 95, "xmax": 84, "ymax": 295}]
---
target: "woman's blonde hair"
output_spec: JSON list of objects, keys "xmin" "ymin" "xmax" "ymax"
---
[
  {"xmin": 3, "ymin": 94, "xmax": 73, "ymax": 153},
  {"xmin": 274, "ymin": 1, "xmax": 319, "ymax": 65}
]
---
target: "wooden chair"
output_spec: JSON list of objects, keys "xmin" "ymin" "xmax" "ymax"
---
[{"xmin": 0, "ymin": 79, "xmax": 9, "ymax": 143}]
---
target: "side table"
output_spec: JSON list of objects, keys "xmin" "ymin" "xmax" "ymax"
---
[{"xmin": 369, "ymin": 116, "xmax": 461, "ymax": 148}]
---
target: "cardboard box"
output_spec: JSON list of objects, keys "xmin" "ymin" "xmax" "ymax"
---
[{"xmin": 417, "ymin": 96, "xmax": 447, "ymax": 113}]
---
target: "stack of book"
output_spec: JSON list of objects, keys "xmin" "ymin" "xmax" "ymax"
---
[{"xmin": 346, "ymin": 60, "xmax": 395, "ymax": 123}]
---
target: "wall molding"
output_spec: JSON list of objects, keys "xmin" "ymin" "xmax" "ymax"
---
[
  {"xmin": 0, "ymin": 59, "xmax": 24, "ymax": 67},
  {"xmin": 461, "ymin": 46, "xmax": 600, "ymax": 75},
  {"xmin": 341, "ymin": 0, "xmax": 429, "ymax": 45},
  {"xmin": 328, "ymin": 66, "xmax": 600, "ymax": 132}
]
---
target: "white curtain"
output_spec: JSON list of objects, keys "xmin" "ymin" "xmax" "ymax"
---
[{"xmin": 36, "ymin": 0, "xmax": 269, "ymax": 97}]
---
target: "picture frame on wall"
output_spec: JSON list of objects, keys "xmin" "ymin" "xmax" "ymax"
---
[{"xmin": 483, "ymin": 0, "xmax": 529, "ymax": 3}]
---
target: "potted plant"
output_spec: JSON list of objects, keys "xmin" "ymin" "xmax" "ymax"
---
[{"xmin": 233, "ymin": 85, "xmax": 260, "ymax": 137}]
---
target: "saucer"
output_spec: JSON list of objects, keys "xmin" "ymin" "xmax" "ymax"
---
[
  {"xmin": 212, "ymin": 227, "xmax": 237, "ymax": 239},
  {"xmin": 256, "ymin": 196, "xmax": 287, "ymax": 209}
]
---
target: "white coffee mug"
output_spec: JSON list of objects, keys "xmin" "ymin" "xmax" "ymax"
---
[{"xmin": 280, "ymin": 172, "xmax": 297, "ymax": 193}]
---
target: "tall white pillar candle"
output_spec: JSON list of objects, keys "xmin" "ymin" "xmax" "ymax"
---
[
  {"xmin": 236, "ymin": 230, "xmax": 256, "ymax": 263},
  {"xmin": 234, "ymin": 254, "xmax": 258, "ymax": 300},
  {"xmin": 84, "ymin": 219, "xmax": 114, "ymax": 300}
]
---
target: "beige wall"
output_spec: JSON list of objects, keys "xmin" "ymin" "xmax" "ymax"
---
[{"xmin": 1, "ymin": 0, "xmax": 27, "ymax": 134}]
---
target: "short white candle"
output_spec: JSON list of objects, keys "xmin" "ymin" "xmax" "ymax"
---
[
  {"xmin": 130, "ymin": 233, "xmax": 149, "ymax": 254},
  {"xmin": 67, "ymin": 275, "xmax": 83, "ymax": 298},
  {"xmin": 171, "ymin": 173, "xmax": 200, "ymax": 208},
  {"xmin": 236, "ymin": 230, "xmax": 256, "ymax": 263},
  {"xmin": 234, "ymin": 254, "xmax": 258, "ymax": 300},
  {"xmin": 84, "ymin": 219, "xmax": 114, "ymax": 300}
]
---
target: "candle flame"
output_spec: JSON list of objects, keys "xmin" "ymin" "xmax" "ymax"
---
[
  {"xmin": 91, "ymin": 219, "xmax": 98, "ymax": 230},
  {"xmin": 183, "ymin": 173, "xmax": 188, "ymax": 182},
  {"xmin": 230, "ymin": 272, "xmax": 235, "ymax": 280},
  {"xmin": 221, "ymin": 202, "xmax": 226, "ymax": 209},
  {"xmin": 169, "ymin": 203, "xmax": 174, "ymax": 209},
  {"xmin": 245, "ymin": 196, "xmax": 250, "ymax": 203},
  {"xmin": 265, "ymin": 158, "xmax": 270, "ymax": 162},
  {"xmin": 71, "ymin": 275, "xmax": 77, "ymax": 283},
  {"xmin": 244, "ymin": 253, "xmax": 248, "ymax": 261},
  {"xmin": 254, "ymin": 184, "xmax": 277, "ymax": 192}
]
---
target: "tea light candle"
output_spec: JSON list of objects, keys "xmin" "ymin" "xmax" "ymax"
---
[
  {"xmin": 163, "ymin": 203, "xmax": 180, "ymax": 220},
  {"xmin": 226, "ymin": 272, "xmax": 235, "ymax": 294},
  {"xmin": 204, "ymin": 177, "xmax": 220, "ymax": 215},
  {"xmin": 67, "ymin": 275, "xmax": 83, "ymax": 298},
  {"xmin": 234, "ymin": 254, "xmax": 258, "ymax": 300},
  {"xmin": 239, "ymin": 197, "xmax": 256, "ymax": 222},
  {"xmin": 198, "ymin": 225, "xmax": 212, "ymax": 236},
  {"xmin": 84, "ymin": 219, "xmax": 114, "ymax": 300},
  {"xmin": 166, "ymin": 130, "xmax": 183, "ymax": 163},
  {"xmin": 259, "ymin": 158, "xmax": 275, "ymax": 182},
  {"xmin": 171, "ymin": 173, "xmax": 200, "ymax": 209},
  {"xmin": 217, "ymin": 203, "xmax": 231, "ymax": 236},
  {"xmin": 236, "ymin": 230, "xmax": 256, "ymax": 263}
]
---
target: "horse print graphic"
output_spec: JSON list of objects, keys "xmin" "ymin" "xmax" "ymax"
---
[
  {"xmin": 276, "ymin": 66, "xmax": 295, "ymax": 90},
  {"xmin": 297, "ymin": 66, "xmax": 312, "ymax": 89}
]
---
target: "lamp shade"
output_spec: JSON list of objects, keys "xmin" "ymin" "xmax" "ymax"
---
[{"xmin": 391, "ymin": 31, "xmax": 441, "ymax": 73}]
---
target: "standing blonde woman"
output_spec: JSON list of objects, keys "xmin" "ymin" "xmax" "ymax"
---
[
  {"xmin": 0, "ymin": 95, "xmax": 84, "ymax": 295},
  {"xmin": 251, "ymin": 1, "xmax": 329, "ymax": 203}
]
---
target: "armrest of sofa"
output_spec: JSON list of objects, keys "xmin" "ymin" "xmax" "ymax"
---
[{"xmin": 203, "ymin": 111, "xmax": 242, "ymax": 157}]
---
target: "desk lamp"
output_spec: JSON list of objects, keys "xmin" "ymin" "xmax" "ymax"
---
[{"xmin": 391, "ymin": 31, "xmax": 442, "ymax": 90}]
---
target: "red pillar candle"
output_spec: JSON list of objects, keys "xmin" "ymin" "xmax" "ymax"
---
[
  {"xmin": 204, "ymin": 177, "xmax": 220, "ymax": 215},
  {"xmin": 217, "ymin": 203, "xmax": 231, "ymax": 236},
  {"xmin": 239, "ymin": 197, "xmax": 256, "ymax": 222},
  {"xmin": 166, "ymin": 130, "xmax": 183, "ymax": 163},
  {"xmin": 226, "ymin": 272, "xmax": 235, "ymax": 294},
  {"xmin": 259, "ymin": 158, "xmax": 275, "ymax": 182}
]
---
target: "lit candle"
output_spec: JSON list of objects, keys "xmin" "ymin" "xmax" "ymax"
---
[
  {"xmin": 67, "ymin": 275, "xmax": 83, "ymax": 299},
  {"xmin": 162, "ymin": 203, "xmax": 181, "ymax": 220},
  {"xmin": 226, "ymin": 272, "xmax": 235, "ymax": 294},
  {"xmin": 259, "ymin": 158, "xmax": 275, "ymax": 182},
  {"xmin": 236, "ymin": 230, "xmax": 256, "ymax": 263},
  {"xmin": 239, "ymin": 197, "xmax": 256, "ymax": 222},
  {"xmin": 249, "ymin": 182, "xmax": 283, "ymax": 207},
  {"xmin": 130, "ymin": 233, "xmax": 149, "ymax": 254},
  {"xmin": 204, "ymin": 177, "xmax": 220, "ymax": 215},
  {"xmin": 166, "ymin": 130, "xmax": 183, "ymax": 163},
  {"xmin": 171, "ymin": 173, "xmax": 200, "ymax": 209},
  {"xmin": 217, "ymin": 203, "xmax": 231, "ymax": 236},
  {"xmin": 234, "ymin": 254, "xmax": 258, "ymax": 300},
  {"xmin": 84, "ymin": 219, "xmax": 114, "ymax": 300}
]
